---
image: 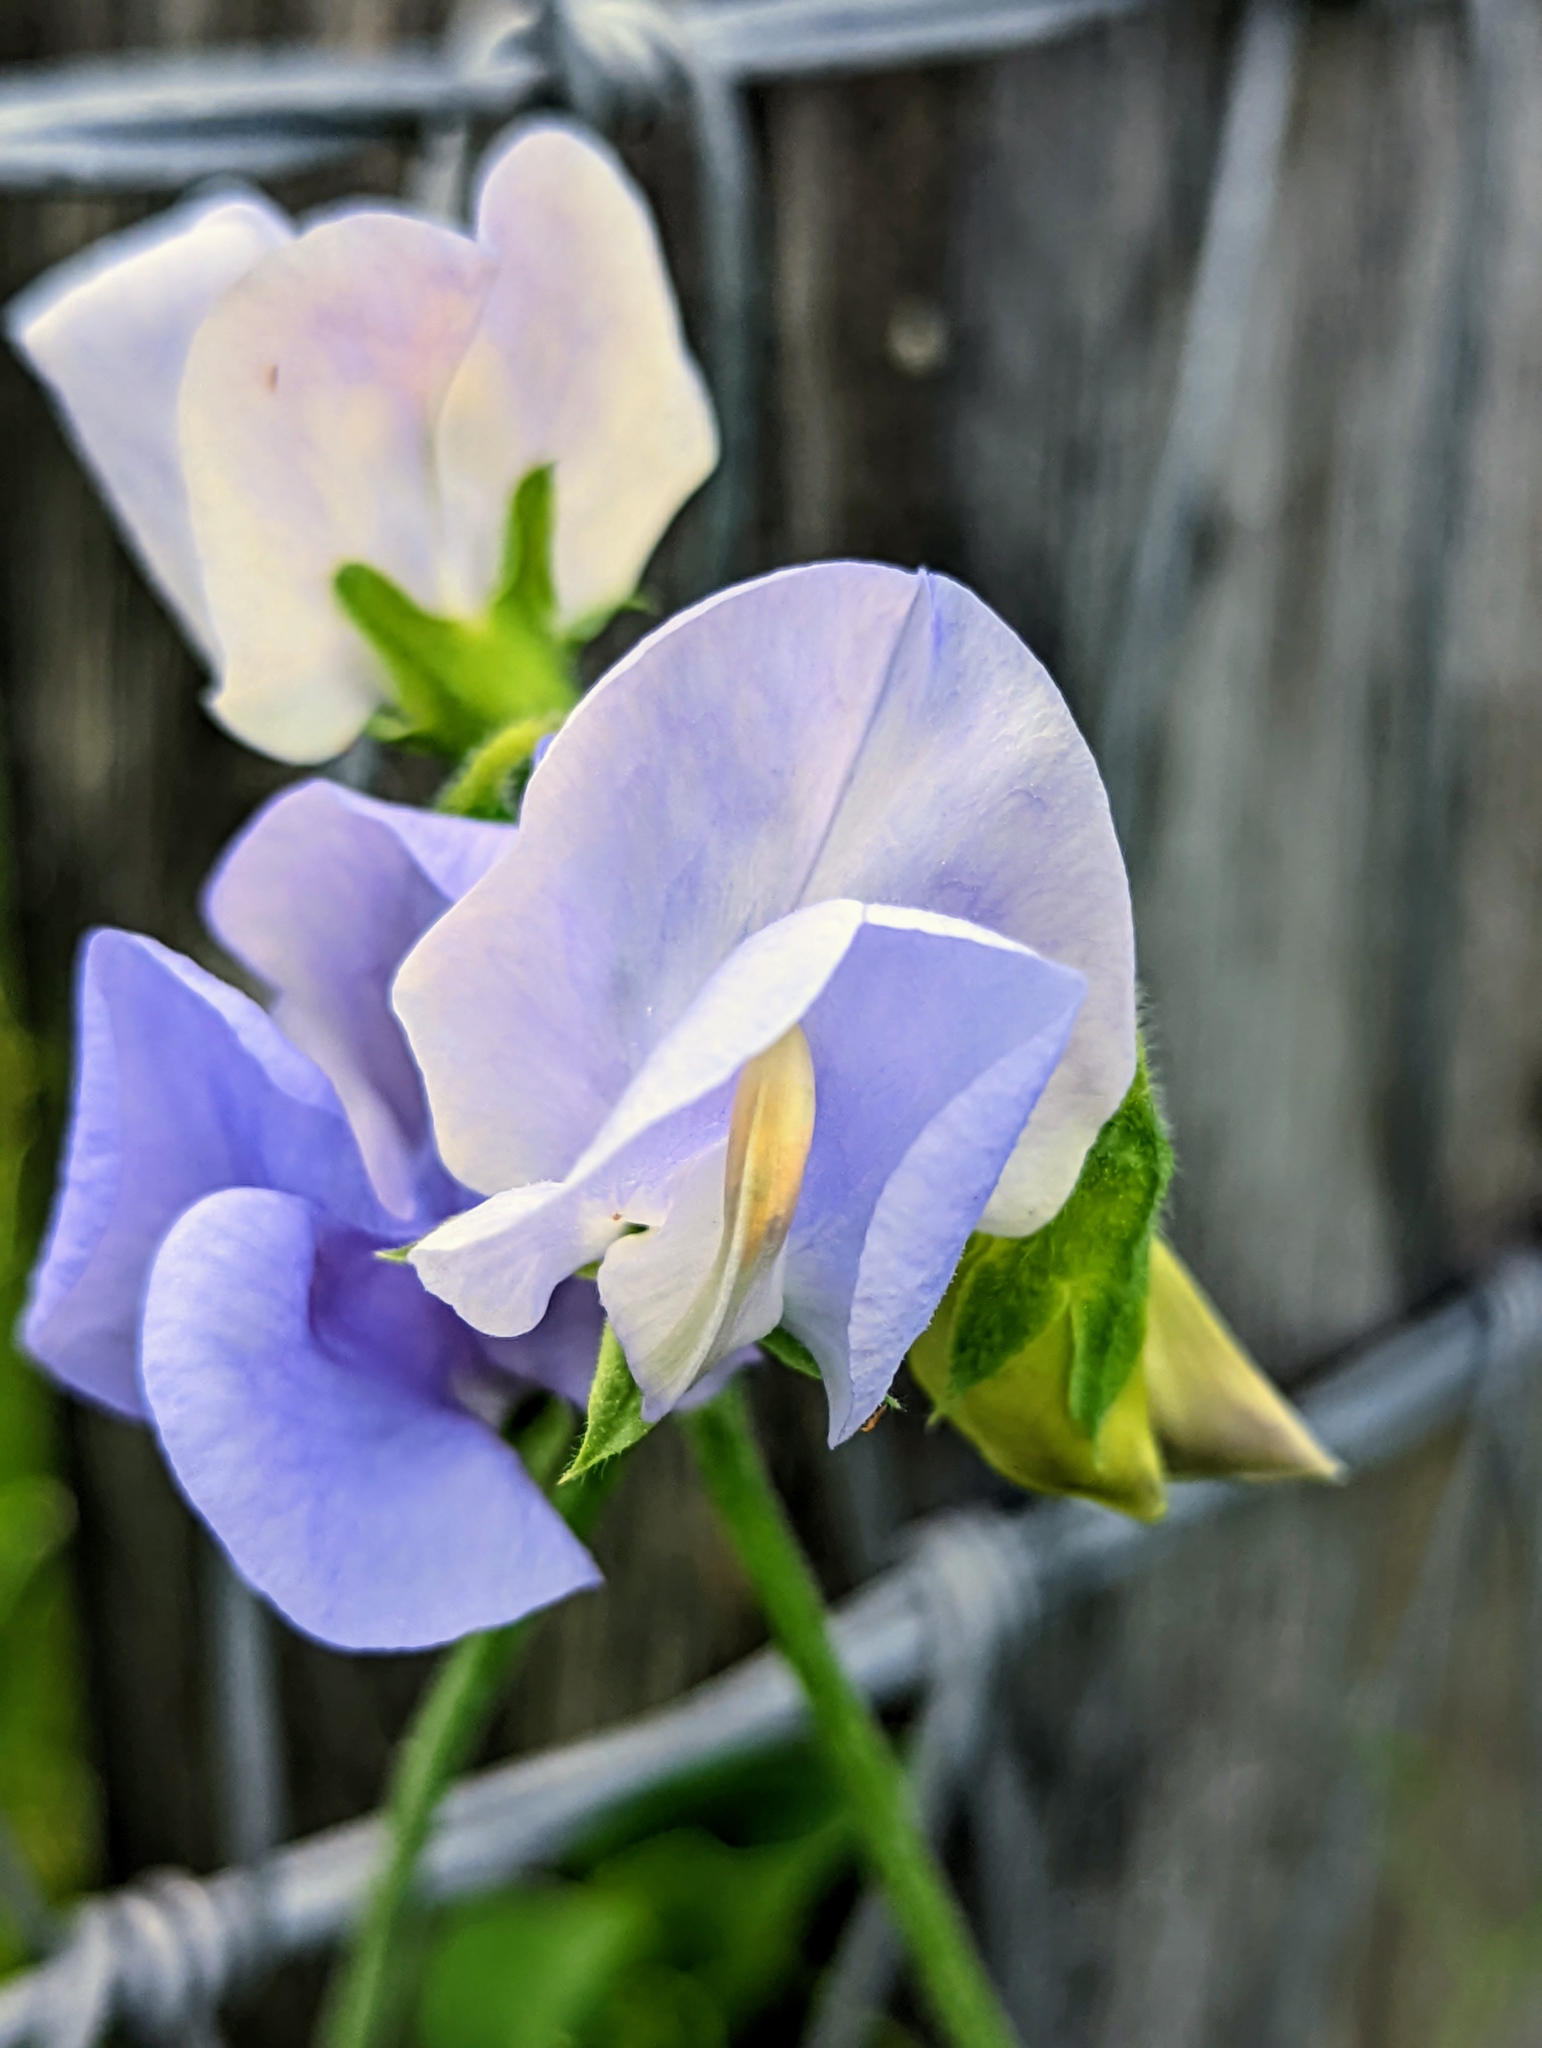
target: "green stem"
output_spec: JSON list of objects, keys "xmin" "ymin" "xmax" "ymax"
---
[
  {"xmin": 681, "ymin": 1384, "xmax": 1021, "ymax": 2048},
  {"xmin": 436, "ymin": 711, "xmax": 567, "ymax": 819},
  {"xmin": 317, "ymin": 1398, "xmax": 604, "ymax": 2048}
]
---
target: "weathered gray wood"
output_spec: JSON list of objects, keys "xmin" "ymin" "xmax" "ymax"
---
[{"xmin": 762, "ymin": 5, "xmax": 1542, "ymax": 2040}]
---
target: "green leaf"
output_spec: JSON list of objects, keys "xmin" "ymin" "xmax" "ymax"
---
[
  {"xmin": 0, "ymin": 1477, "xmax": 75, "ymax": 1634},
  {"xmin": 587, "ymin": 1821, "xmax": 848, "ymax": 2033},
  {"xmin": 944, "ymin": 1045, "xmax": 1173, "ymax": 1436},
  {"xmin": 564, "ymin": 1325, "xmax": 653, "ymax": 1481},
  {"xmin": 419, "ymin": 1885, "xmax": 648, "ymax": 2048},
  {"xmin": 759, "ymin": 1324, "xmax": 822, "ymax": 1381}
]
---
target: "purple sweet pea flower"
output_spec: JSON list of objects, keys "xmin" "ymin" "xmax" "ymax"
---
[
  {"xmin": 22, "ymin": 782, "xmax": 601, "ymax": 1649},
  {"xmin": 7, "ymin": 121, "xmax": 717, "ymax": 764},
  {"xmin": 396, "ymin": 562, "xmax": 1136, "ymax": 1443}
]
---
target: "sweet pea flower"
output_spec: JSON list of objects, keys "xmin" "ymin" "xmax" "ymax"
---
[
  {"xmin": 7, "ymin": 121, "xmax": 717, "ymax": 765},
  {"xmin": 396, "ymin": 562, "xmax": 1136, "ymax": 1441},
  {"xmin": 22, "ymin": 783, "xmax": 601, "ymax": 1649}
]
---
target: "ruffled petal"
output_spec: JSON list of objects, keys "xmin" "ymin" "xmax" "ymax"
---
[
  {"xmin": 206, "ymin": 780, "xmax": 510, "ymax": 1219},
  {"xmin": 775, "ymin": 908, "xmax": 1085, "ymax": 1438},
  {"xmin": 412, "ymin": 901, "xmax": 1081, "ymax": 1435},
  {"xmin": 20, "ymin": 932, "xmax": 386, "ymax": 1418},
  {"xmin": 406, "ymin": 899, "xmax": 866, "ymax": 1339},
  {"xmin": 396, "ymin": 564, "xmax": 1131, "ymax": 1238},
  {"xmin": 179, "ymin": 213, "xmax": 492, "ymax": 762},
  {"xmin": 434, "ymin": 120, "xmax": 718, "ymax": 622},
  {"xmin": 141, "ymin": 1190, "xmax": 600, "ymax": 1650},
  {"xmin": 7, "ymin": 192, "xmax": 292, "ymax": 654}
]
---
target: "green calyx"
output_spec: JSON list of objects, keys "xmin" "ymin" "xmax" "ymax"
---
[
  {"xmin": 923, "ymin": 1042, "xmax": 1173, "ymax": 1441},
  {"xmin": 565, "ymin": 1325, "xmax": 653, "ymax": 1482},
  {"xmin": 334, "ymin": 466, "xmax": 584, "ymax": 764}
]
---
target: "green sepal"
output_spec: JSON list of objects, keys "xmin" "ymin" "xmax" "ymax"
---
[
  {"xmin": 944, "ymin": 1045, "xmax": 1173, "ymax": 1437},
  {"xmin": 759, "ymin": 1325, "xmax": 822, "ymax": 1382},
  {"xmin": 335, "ymin": 465, "xmax": 584, "ymax": 760},
  {"xmin": 565, "ymin": 1326, "xmax": 653, "ymax": 1482},
  {"xmin": 910, "ymin": 1300, "xmax": 1166, "ymax": 1521},
  {"xmin": 495, "ymin": 464, "xmax": 558, "ymax": 632},
  {"xmin": 375, "ymin": 1243, "xmax": 414, "ymax": 1265},
  {"xmin": 338, "ymin": 562, "xmax": 577, "ymax": 759}
]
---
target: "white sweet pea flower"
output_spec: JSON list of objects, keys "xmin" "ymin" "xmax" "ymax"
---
[{"xmin": 7, "ymin": 121, "xmax": 718, "ymax": 765}]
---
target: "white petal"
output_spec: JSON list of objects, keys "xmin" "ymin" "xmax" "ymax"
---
[
  {"xmin": 8, "ymin": 192, "xmax": 291, "ymax": 654},
  {"xmin": 179, "ymin": 212, "xmax": 492, "ymax": 763},
  {"xmin": 433, "ymin": 120, "xmax": 718, "ymax": 623}
]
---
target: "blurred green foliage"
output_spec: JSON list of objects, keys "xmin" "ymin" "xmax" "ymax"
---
[
  {"xmin": 416, "ymin": 1747, "xmax": 856, "ymax": 2048},
  {"xmin": 0, "ymin": 849, "xmax": 98, "ymax": 1974}
]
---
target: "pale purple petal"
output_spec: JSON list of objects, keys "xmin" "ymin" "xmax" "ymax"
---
[
  {"xmin": 599, "ymin": 1141, "xmax": 789, "ymax": 1423},
  {"xmin": 7, "ymin": 192, "xmax": 291, "ymax": 655},
  {"xmin": 393, "ymin": 568, "xmax": 918, "ymax": 1191},
  {"xmin": 141, "ymin": 1190, "xmax": 599, "ymax": 1650},
  {"xmin": 434, "ymin": 120, "xmax": 717, "ymax": 622},
  {"xmin": 179, "ymin": 214, "xmax": 492, "ymax": 763},
  {"xmin": 407, "ymin": 901, "xmax": 865, "ymax": 1327},
  {"xmin": 21, "ymin": 931, "xmax": 386, "ymax": 1419},
  {"xmin": 206, "ymin": 780, "xmax": 510, "ymax": 1218},
  {"xmin": 798, "ymin": 572, "xmax": 1134, "ymax": 1235},
  {"xmin": 413, "ymin": 900, "xmax": 1080, "ymax": 1435},
  {"xmin": 478, "ymin": 1276, "xmax": 603, "ymax": 1410},
  {"xmin": 786, "ymin": 911, "xmax": 1084, "ymax": 1439},
  {"xmin": 412, "ymin": 1179, "xmax": 629, "ymax": 1340},
  {"xmin": 397, "ymin": 563, "xmax": 1131, "ymax": 1238}
]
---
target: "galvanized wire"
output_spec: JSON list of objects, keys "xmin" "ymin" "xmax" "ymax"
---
[{"xmin": 0, "ymin": 0, "xmax": 1151, "ymax": 194}]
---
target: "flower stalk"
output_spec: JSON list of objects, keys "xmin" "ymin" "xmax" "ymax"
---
[
  {"xmin": 318, "ymin": 1397, "xmax": 598, "ymax": 2048},
  {"xmin": 437, "ymin": 710, "xmax": 568, "ymax": 820},
  {"xmin": 681, "ymin": 1382, "xmax": 1022, "ymax": 2048}
]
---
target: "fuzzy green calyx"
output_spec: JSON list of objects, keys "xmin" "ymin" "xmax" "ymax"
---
[
  {"xmin": 565, "ymin": 1324, "xmax": 653, "ymax": 1481},
  {"xmin": 944, "ymin": 1047, "xmax": 1173, "ymax": 1434},
  {"xmin": 334, "ymin": 466, "xmax": 581, "ymax": 761}
]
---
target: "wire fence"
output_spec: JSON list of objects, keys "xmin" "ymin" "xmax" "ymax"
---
[
  {"xmin": 3, "ymin": 1251, "xmax": 1539, "ymax": 2047},
  {"xmin": 0, "ymin": 0, "xmax": 1524, "ymax": 2040}
]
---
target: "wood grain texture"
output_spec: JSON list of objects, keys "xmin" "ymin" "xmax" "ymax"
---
[{"xmin": 762, "ymin": 9, "xmax": 1542, "ymax": 2040}]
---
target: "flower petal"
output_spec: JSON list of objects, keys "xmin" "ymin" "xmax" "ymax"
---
[
  {"xmin": 179, "ymin": 213, "xmax": 492, "ymax": 762},
  {"xmin": 770, "ymin": 907, "xmax": 1086, "ymax": 1440},
  {"xmin": 7, "ymin": 192, "xmax": 291, "ymax": 654},
  {"xmin": 600, "ymin": 1139, "xmax": 793, "ymax": 1423},
  {"xmin": 21, "ymin": 931, "xmax": 385, "ymax": 1418},
  {"xmin": 141, "ymin": 1189, "xmax": 600, "ymax": 1650},
  {"xmin": 408, "ymin": 901, "xmax": 865, "ymax": 1330},
  {"xmin": 434, "ymin": 120, "xmax": 718, "ymax": 623},
  {"xmin": 798, "ymin": 571, "xmax": 1134, "ymax": 1237},
  {"xmin": 206, "ymin": 780, "xmax": 510, "ymax": 1219},
  {"xmin": 479, "ymin": 1276, "xmax": 604, "ymax": 1410},
  {"xmin": 397, "ymin": 563, "xmax": 1131, "ymax": 1237},
  {"xmin": 412, "ymin": 899, "xmax": 1081, "ymax": 1438},
  {"xmin": 412, "ymin": 1178, "xmax": 629, "ymax": 1341}
]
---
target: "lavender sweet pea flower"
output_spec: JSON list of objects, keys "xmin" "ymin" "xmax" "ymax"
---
[
  {"xmin": 396, "ymin": 563, "xmax": 1136, "ymax": 1442},
  {"xmin": 8, "ymin": 121, "xmax": 717, "ymax": 765},
  {"xmin": 22, "ymin": 783, "xmax": 600, "ymax": 1649}
]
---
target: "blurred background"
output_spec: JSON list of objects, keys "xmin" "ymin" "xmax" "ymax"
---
[{"xmin": 2, "ymin": 0, "xmax": 1542, "ymax": 2041}]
